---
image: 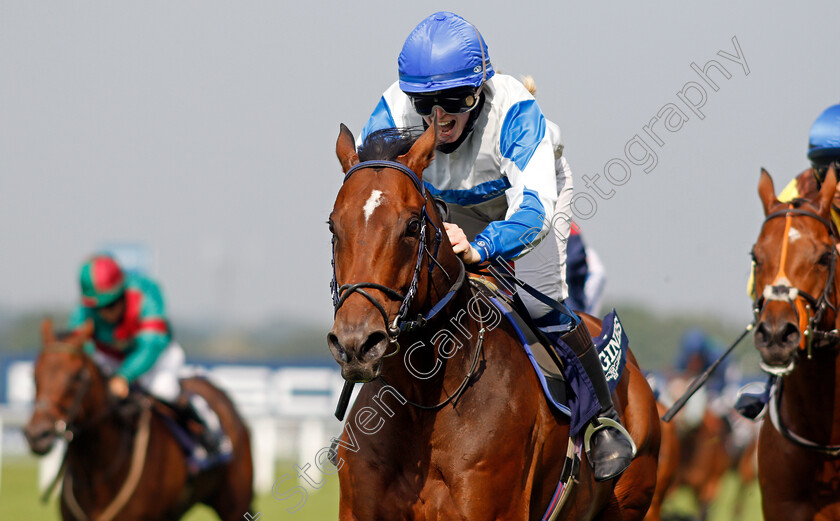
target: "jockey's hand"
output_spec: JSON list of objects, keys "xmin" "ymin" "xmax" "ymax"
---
[
  {"xmin": 444, "ymin": 222, "xmax": 481, "ymax": 264},
  {"xmin": 108, "ymin": 376, "xmax": 130, "ymax": 400}
]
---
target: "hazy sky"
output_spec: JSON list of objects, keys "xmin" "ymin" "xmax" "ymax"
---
[{"xmin": 2, "ymin": 1, "xmax": 839, "ymax": 329}]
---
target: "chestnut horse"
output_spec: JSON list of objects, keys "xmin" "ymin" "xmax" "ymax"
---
[
  {"xmin": 24, "ymin": 319, "xmax": 253, "ymax": 521},
  {"xmin": 752, "ymin": 166, "xmax": 840, "ymax": 520},
  {"xmin": 328, "ymin": 123, "xmax": 660, "ymax": 520}
]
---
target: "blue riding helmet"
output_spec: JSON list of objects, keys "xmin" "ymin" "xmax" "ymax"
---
[
  {"xmin": 398, "ymin": 11, "xmax": 495, "ymax": 94},
  {"xmin": 808, "ymin": 103, "xmax": 840, "ymax": 164}
]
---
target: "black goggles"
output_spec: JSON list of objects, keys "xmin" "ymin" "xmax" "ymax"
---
[{"xmin": 409, "ymin": 88, "xmax": 480, "ymax": 117}]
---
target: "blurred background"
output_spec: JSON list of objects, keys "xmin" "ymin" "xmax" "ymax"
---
[{"xmin": 2, "ymin": 0, "xmax": 839, "ymax": 519}]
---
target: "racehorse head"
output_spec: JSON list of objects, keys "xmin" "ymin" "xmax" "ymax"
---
[
  {"xmin": 328, "ymin": 123, "xmax": 455, "ymax": 382},
  {"xmin": 24, "ymin": 319, "xmax": 98, "ymax": 455},
  {"xmin": 752, "ymin": 167, "xmax": 839, "ymax": 375}
]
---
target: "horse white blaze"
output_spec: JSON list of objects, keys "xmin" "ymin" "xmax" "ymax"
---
[
  {"xmin": 788, "ymin": 226, "xmax": 801, "ymax": 243},
  {"xmin": 363, "ymin": 190, "xmax": 384, "ymax": 222}
]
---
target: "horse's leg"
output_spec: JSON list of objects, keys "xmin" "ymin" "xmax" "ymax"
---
[{"xmin": 573, "ymin": 314, "xmax": 661, "ymax": 521}]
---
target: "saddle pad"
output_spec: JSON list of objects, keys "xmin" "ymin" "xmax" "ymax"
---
[
  {"xmin": 487, "ymin": 291, "xmax": 629, "ymax": 416},
  {"xmin": 593, "ymin": 310, "xmax": 629, "ymax": 394}
]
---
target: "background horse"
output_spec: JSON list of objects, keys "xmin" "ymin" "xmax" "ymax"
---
[
  {"xmin": 23, "ymin": 319, "xmax": 253, "ymax": 521},
  {"xmin": 327, "ymin": 123, "xmax": 660, "ymax": 520},
  {"xmin": 751, "ymin": 167, "xmax": 840, "ymax": 520}
]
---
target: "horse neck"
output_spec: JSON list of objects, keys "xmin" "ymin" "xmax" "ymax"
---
[
  {"xmin": 67, "ymin": 360, "xmax": 128, "ymax": 473},
  {"xmin": 781, "ymin": 351, "xmax": 840, "ymax": 444},
  {"xmin": 380, "ymin": 269, "xmax": 484, "ymax": 407}
]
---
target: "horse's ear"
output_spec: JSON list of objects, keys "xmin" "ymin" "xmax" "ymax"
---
[
  {"xmin": 40, "ymin": 317, "xmax": 55, "ymax": 344},
  {"xmin": 336, "ymin": 123, "xmax": 360, "ymax": 174},
  {"xmin": 758, "ymin": 168, "xmax": 778, "ymax": 216},
  {"xmin": 818, "ymin": 165, "xmax": 837, "ymax": 216},
  {"xmin": 397, "ymin": 121, "xmax": 437, "ymax": 178}
]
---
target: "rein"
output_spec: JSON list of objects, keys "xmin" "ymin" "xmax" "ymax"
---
[
  {"xmin": 62, "ymin": 399, "xmax": 154, "ymax": 521},
  {"xmin": 378, "ymin": 280, "xmax": 488, "ymax": 411},
  {"xmin": 753, "ymin": 205, "xmax": 840, "ymax": 360}
]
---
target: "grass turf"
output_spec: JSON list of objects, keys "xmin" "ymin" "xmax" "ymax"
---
[{"xmin": 1, "ymin": 455, "xmax": 763, "ymax": 520}]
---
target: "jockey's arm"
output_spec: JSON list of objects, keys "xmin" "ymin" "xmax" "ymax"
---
[
  {"xmin": 116, "ymin": 330, "xmax": 169, "ymax": 383},
  {"xmin": 470, "ymin": 105, "xmax": 565, "ymax": 263},
  {"xmin": 117, "ymin": 281, "xmax": 171, "ymax": 383}
]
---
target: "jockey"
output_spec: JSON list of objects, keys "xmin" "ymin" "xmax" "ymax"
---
[
  {"xmin": 360, "ymin": 11, "xmax": 634, "ymax": 481},
  {"xmin": 68, "ymin": 254, "xmax": 229, "ymax": 460},
  {"xmin": 739, "ymin": 103, "xmax": 840, "ymax": 419}
]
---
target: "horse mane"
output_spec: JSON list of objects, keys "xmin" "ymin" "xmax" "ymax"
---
[
  {"xmin": 358, "ymin": 127, "xmax": 424, "ymax": 162},
  {"xmin": 55, "ymin": 330, "xmax": 77, "ymax": 341}
]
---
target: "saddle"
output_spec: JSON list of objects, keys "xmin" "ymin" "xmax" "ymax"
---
[{"xmin": 470, "ymin": 275, "xmax": 629, "ymax": 418}]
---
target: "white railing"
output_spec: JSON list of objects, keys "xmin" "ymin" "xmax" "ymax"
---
[{"xmin": 0, "ymin": 360, "xmax": 352, "ymax": 495}]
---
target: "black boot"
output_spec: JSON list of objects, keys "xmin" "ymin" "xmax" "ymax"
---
[
  {"xmin": 561, "ymin": 319, "xmax": 635, "ymax": 481},
  {"xmin": 175, "ymin": 395, "xmax": 225, "ymax": 458}
]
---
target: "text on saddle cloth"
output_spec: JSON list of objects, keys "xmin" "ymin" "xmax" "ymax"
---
[{"xmin": 483, "ymin": 283, "xmax": 628, "ymax": 419}]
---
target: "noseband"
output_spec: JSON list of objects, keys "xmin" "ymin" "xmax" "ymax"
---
[
  {"xmin": 330, "ymin": 160, "xmax": 465, "ymax": 345},
  {"xmin": 753, "ymin": 205, "xmax": 840, "ymax": 359}
]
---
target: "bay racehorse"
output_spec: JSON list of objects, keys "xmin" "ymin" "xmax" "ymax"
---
[
  {"xmin": 23, "ymin": 319, "xmax": 253, "ymax": 521},
  {"xmin": 327, "ymin": 123, "xmax": 660, "ymax": 520},
  {"xmin": 752, "ymin": 166, "xmax": 840, "ymax": 520}
]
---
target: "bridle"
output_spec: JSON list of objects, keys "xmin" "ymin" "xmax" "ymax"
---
[
  {"xmin": 330, "ymin": 160, "xmax": 466, "ymax": 350},
  {"xmin": 34, "ymin": 341, "xmax": 122, "ymax": 442},
  {"xmin": 752, "ymin": 205, "xmax": 840, "ymax": 366},
  {"xmin": 32, "ymin": 345, "xmax": 93, "ymax": 443}
]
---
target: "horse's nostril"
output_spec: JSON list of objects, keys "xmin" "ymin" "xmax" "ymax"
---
[
  {"xmin": 755, "ymin": 322, "xmax": 771, "ymax": 347},
  {"xmin": 327, "ymin": 333, "xmax": 348, "ymax": 362},
  {"xmin": 781, "ymin": 322, "xmax": 801, "ymax": 346},
  {"xmin": 360, "ymin": 331, "xmax": 387, "ymax": 358}
]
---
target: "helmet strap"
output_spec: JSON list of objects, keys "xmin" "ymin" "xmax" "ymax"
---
[{"xmin": 472, "ymin": 25, "xmax": 487, "ymax": 87}]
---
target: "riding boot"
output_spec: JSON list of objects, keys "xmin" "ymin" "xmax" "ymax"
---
[
  {"xmin": 560, "ymin": 319, "xmax": 636, "ymax": 481},
  {"xmin": 175, "ymin": 394, "xmax": 228, "ymax": 459}
]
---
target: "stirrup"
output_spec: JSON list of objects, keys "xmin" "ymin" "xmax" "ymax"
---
[{"xmin": 583, "ymin": 416, "xmax": 637, "ymax": 461}]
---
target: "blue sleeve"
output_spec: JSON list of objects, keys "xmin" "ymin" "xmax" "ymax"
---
[
  {"xmin": 469, "ymin": 99, "xmax": 556, "ymax": 262},
  {"xmin": 360, "ymin": 96, "xmax": 397, "ymax": 143},
  {"xmin": 471, "ymin": 188, "xmax": 547, "ymax": 261}
]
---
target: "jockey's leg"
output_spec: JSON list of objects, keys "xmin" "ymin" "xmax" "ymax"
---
[
  {"xmin": 139, "ymin": 343, "xmax": 229, "ymax": 457},
  {"xmin": 516, "ymin": 232, "xmax": 634, "ymax": 481},
  {"xmin": 558, "ymin": 317, "xmax": 635, "ymax": 481}
]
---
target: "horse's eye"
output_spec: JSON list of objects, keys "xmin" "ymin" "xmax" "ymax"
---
[
  {"xmin": 406, "ymin": 219, "xmax": 421, "ymax": 237},
  {"xmin": 818, "ymin": 250, "xmax": 834, "ymax": 267},
  {"xmin": 327, "ymin": 220, "xmax": 335, "ymax": 235}
]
